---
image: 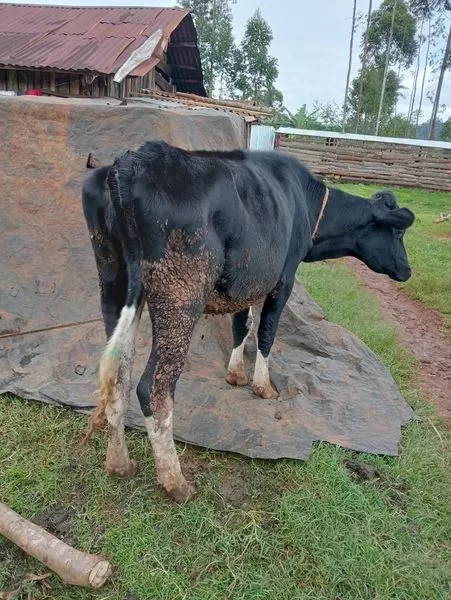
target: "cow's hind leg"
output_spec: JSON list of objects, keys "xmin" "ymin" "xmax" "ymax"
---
[
  {"xmin": 137, "ymin": 254, "xmax": 206, "ymax": 503},
  {"xmin": 253, "ymin": 278, "xmax": 295, "ymax": 399},
  {"xmin": 226, "ymin": 308, "xmax": 253, "ymax": 386},
  {"xmin": 103, "ymin": 300, "xmax": 143, "ymax": 477},
  {"xmin": 137, "ymin": 302, "xmax": 200, "ymax": 503},
  {"xmin": 84, "ymin": 221, "xmax": 139, "ymax": 475},
  {"xmin": 85, "ymin": 299, "xmax": 143, "ymax": 477}
]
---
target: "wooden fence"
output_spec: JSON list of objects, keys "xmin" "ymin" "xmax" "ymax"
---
[{"xmin": 278, "ymin": 134, "xmax": 451, "ymax": 192}]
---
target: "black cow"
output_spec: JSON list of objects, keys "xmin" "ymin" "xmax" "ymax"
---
[{"xmin": 82, "ymin": 140, "xmax": 415, "ymax": 503}]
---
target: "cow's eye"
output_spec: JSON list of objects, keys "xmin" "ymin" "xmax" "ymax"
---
[{"xmin": 395, "ymin": 229, "xmax": 403, "ymax": 238}]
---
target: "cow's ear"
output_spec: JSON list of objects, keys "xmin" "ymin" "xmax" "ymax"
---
[{"xmin": 374, "ymin": 207, "xmax": 415, "ymax": 229}]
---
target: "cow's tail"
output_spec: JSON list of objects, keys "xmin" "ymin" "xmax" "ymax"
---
[{"xmin": 83, "ymin": 160, "xmax": 143, "ymax": 443}]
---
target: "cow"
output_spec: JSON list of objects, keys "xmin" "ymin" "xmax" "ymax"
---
[{"xmin": 82, "ymin": 140, "xmax": 415, "ymax": 503}]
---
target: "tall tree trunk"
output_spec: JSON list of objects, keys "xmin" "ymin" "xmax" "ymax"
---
[
  {"xmin": 207, "ymin": 0, "xmax": 217, "ymax": 97},
  {"xmin": 394, "ymin": 24, "xmax": 407, "ymax": 128},
  {"xmin": 428, "ymin": 22, "xmax": 451, "ymax": 139},
  {"xmin": 416, "ymin": 18, "xmax": 432, "ymax": 131},
  {"xmin": 407, "ymin": 17, "xmax": 424, "ymax": 126},
  {"xmin": 356, "ymin": 0, "xmax": 373, "ymax": 133},
  {"xmin": 342, "ymin": 0, "xmax": 357, "ymax": 132},
  {"xmin": 375, "ymin": 0, "xmax": 398, "ymax": 136}
]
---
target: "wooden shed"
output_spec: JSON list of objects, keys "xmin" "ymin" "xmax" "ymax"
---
[
  {"xmin": 0, "ymin": 3, "xmax": 206, "ymax": 98},
  {"xmin": 277, "ymin": 128, "xmax": 451, "ymax": 192}
]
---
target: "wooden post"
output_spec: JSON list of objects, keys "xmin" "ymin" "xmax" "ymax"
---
[{"xmin": 0, "ymin": 502, "xmax": 112, "ymax": 589}]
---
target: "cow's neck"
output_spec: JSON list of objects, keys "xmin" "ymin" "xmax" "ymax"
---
[{"xmin": 305, "ymin": 187, "xmax": 372, "ymax": 262}]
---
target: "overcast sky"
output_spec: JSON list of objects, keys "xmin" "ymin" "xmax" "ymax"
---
[{"xmin": 3, "ymin": 0, "xmax": 450, "ymax": 120}]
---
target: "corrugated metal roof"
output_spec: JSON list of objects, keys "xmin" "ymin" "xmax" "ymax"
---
[{"xmin": 0, "ymin": 3, "xmax": 206, "ymax": 95}]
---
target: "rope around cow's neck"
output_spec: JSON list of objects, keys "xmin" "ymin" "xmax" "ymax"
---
[{"xmin": 311, "ymin": 187, "xmax": 330, "ymax": 240}]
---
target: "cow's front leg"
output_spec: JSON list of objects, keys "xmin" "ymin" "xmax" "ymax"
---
[
  {"xmin": 253, "ymin": 278, "xmax": 295, "ymax": 399},
  {"xmin": 226, "ymin": 308, "xmax": 253, "ymax": 386},
  {"xmin": 137, "ymin": 297, "xmax": 201, "ymax": 503}
]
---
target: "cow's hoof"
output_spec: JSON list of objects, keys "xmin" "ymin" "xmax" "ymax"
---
[
  {"xmin": 226, "ymin": 370, "xmax": 248, "ymax": 386},
  {"xmin": 252, "ymin": 384, "xmax": 279, "ymax": 399},
  {"xmin": 165, "ymin": 480, "xmax": 196, "ymax": 504},
  {"xmin": 106, "ymin": 458, "xmax": 138, "ymax": 478}
]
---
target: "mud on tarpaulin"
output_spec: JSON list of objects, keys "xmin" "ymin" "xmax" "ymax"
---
[{"xmin": 0, "ymin": 96, "xmax": 414, "ymax": 459}]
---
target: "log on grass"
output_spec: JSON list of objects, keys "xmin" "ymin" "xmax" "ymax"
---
[{"xmin": 0, "ymin": 502, "xmax": 112, "ymax": 589}]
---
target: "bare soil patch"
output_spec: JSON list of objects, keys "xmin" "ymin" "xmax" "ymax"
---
[{"xmin": 346, "ymin": 258, "xmax": 451, "ymax": 424}]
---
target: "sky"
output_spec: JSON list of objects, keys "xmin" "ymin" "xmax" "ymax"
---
[{"xmin": 2, "ymin": 0, "xmax": 450, "ymax": 121}]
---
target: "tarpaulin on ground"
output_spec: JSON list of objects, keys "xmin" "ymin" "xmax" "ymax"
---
[{"xmin": 0, "ymin": 97, "xmax": 413, "ymax": 459}]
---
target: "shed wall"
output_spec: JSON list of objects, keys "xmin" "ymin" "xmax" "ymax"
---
[
  {"xmin": 278, "ymin": 135, "xmax": 451, "ymax": 192},
  {"xmin": 0, "ymin": 67, "xmax": 157, "ymax": 98}
]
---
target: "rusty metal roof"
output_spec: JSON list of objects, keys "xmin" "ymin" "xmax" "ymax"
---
[
  {"xmin": 0, "ymin": 3, "xmax": 206, "ymax": 95},
  {"xmin": 134, "ymin": 89, "xmax": 274, "ymax": 121}
]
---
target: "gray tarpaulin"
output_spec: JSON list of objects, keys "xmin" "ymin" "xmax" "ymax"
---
[{"xmin": 0, "ymin": 96, "xmax": 413, "ymax": 459}]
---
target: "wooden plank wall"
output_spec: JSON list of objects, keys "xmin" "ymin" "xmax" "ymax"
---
[
  {"xmin": 278, "ymin": 136, "xmax": 451, "ymax": 192},
  {"xmin": 0, "ymin": 68, "xmax": 155, "ymax": 99}
]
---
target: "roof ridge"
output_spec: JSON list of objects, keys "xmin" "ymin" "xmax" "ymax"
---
[{"xmin": 0, "ymin": 3, "xmax": 185, "ymax": 9}]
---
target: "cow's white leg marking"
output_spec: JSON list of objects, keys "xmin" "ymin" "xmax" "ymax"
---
[
  {"xmin": 103, "ymin": 304, "xmax": 140, "ymax": 477},
  {"xmin": 144, "ymin": 403, "xmax": 195, "ymax": 504},
  {"xmin": 226, "ymin": 341, "xmax": 248, "ymax": 386},
  {"xmin": 226, "ymin": 308, "xmax": 253, "ymax": 386},
  {"xmin": 252, "ymin": 349, "xmax": 279, "ymax": 399}
]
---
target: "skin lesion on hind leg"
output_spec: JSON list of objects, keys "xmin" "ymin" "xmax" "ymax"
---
[{"xmin": 138, "ymin": 273, "xmax": 203, "ymax": 503}]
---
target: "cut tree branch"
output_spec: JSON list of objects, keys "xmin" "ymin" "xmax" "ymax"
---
[{"xmin": 0, "ymin": 502, "xmax": 112, "ymax": 589}]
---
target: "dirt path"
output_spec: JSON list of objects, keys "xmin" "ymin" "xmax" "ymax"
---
[{"xmin": 346, "ymin": 258, "xmax": 451, "ymax": 425}]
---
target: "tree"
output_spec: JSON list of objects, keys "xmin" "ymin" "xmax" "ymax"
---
[
  {"xmin": 315, "ymin": 101, "xmax": 343, "ymax": 131},
  {"xmin": 349, "ymin": 0, "xmax": 417, "ymax": 134},
  {"xmin": 381, "ymin": 114, "xmax": 417, "ymax": 136},
  {"xmin": 428, "ymin": 23, "xmax": 451, "ymax": 138},
  {"xmin": 277, "ymin": 105, "xmax": 323, "ymax": 129},
  {"xmin": 348, "ymin": 66, "xmax": 402, "ymax": 132},
  {"xmin": 439, "ymin": 117, "xmax": 451, "ymax": 141},
  {"xmin": 230, "ymin": 9, "xmax": 282, "ymax": 105},
  {"xmin": 415, "ymin": 17, "xmax": 432, "ymax": 129},
  {"xmin": 375, "ymin": 0, "xmax": 400, "ymax": 134},
  {"xmin": 342, "ymin": 0, "xmax": 357, "ymax": 131},
  {"xmin": 355, "ymin": 0, "xmax": 373, "ymax": 132},
  {"xmin": 409, "ymin": 0, "xmax": 450, "ymax": 16},
  {"xmin": 366, "ymin": 0, "xmax": 417, "ymax": 68},
  {"xmin": 406, "ymin": 15, "xmax": 425, "ymax": 124},
  {"xmin": 180, "ymin": 0, "xmax": 236, "ymax": 96},
  {"xmin": 268, "ymin": 102, "xmax": 341, "ymax": 131},
  {"xmin": 417, "ymin": 116, "xmax": 444, "ymax": 137},
  {"xmin": 408, "ymin": 1, "xmax": 451, "ymax": 138}
]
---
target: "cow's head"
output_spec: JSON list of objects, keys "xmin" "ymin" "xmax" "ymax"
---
[{"xmin": 356, "ymin": 191, "xmax": 415, "ymax": 282}]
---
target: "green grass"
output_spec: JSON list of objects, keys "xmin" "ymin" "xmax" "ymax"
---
[
  {"xmin": 0, "ymin": 392, "xmax": 449, "ymax": 600},
  {"xmin": 338, "ymin": 183, "xmax": 451, "ymax": 333},
  {"xmin": 1, "ymin": 243, "xmax": 450, "ymax": 599}
]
